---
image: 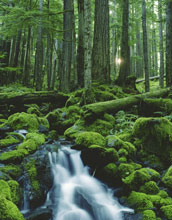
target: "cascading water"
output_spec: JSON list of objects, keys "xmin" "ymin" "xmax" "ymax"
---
[{"xmin": 45, "ymin": 145, "xmax": 134, "ymax": 220}]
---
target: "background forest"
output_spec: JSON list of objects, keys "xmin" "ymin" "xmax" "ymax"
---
[{"xmin": 0, "ymin": 0, "xmax": 171, "ymax": 94}]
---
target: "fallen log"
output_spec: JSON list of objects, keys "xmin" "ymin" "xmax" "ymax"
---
[
  {"xmin": 136, "ymin": 75, "xmax": 166, "ymax": 83},
  {"xmin": 0, "ymin": 91, "xmax": 69, "ymax": 107},
  {"xmin": 83, "ymin": 88, "xmax": 171, "ymax": 120}
]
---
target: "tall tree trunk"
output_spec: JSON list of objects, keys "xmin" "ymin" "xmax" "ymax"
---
[
  {"xmin": 84, "ymin": 0, "xmax": 92, "ymax": 103},
  {"xmin": 158, "ymin": 0, "xmax": 164, "ymax": 88},
  {"xmin": 59, "ymin": 0, "xmax": 73, "ymax": 92},
  {"xmin": 35, "ymin": 0, "xmax": 44, "ymax": 91},
  {"xmin": 136, "ymin": 20, "xmax": 143, "ymax": 78},
  {"xmin": 23, "ymin": 27, "xmax": 31, "ymax": 86},
  {"xmin": 166, "ymin": 1, "xmax": 172, "ymax": 87},
  {"xmin": 13, "ymin": 29, "xmax": 22, "ymax": 67},
  {"xmin": 91, "ymin": 0, "xmax": 110, "ymax": 83},
  {"xmin": 117, "ymin": 0, "xmax": 130, "ymax": 86},
  {"xmin": 142, "ymin": 0, "xmax": 150, "ymax": 92},
  {"xmin": 77, "ymin": 0, "xmax": 84, "ymax": 88}
]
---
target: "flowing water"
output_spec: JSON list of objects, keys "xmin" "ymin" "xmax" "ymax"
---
[{"xmin": 45, "ymin": 145, "xmax": 134, "ymax": 220}]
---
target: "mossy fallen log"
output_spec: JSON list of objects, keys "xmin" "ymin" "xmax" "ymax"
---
[
  {"xmin": 83, "ymin": 88, "xmax": 171, "ymax": 120},
  {"xmin": 0, "ymin": 91, "xmax": 69, "ymax": 107}
]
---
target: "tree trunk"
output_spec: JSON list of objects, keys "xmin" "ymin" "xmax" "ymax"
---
[
  {"xmin": 84, "ymin": 0, "xmax": 92, "ymax": 103},
  {"xmin": 166, "ymin": 1, "xmax": 172, "ymax": 87},
  {"xmin": 117, "ymin": 0, "xmax": 130, "ymax": 86},
  {"xmin": 158, "ymin": 0, "xmax": 164, "ymax": 88},
  {"xmin": 91, "ymin": 0, "xmax": 110, "ymax": 83},
  {"xmin": 59, "ymin": 0, "xmax": 73, "ymax": 92},
  {"xmin": 136, "ymin": 20, "xmax": 143, "ymax": 78},
  {"xmin": 35, "ymin": 0, "xmax": 44, "ymax": 91},
  {"xmin": 142, "ymin": 0, "xmax": 150, "ymax": 92},
  {"xmin": 77, "ymin": 0, "xmax": 85, "ymax": 88}
]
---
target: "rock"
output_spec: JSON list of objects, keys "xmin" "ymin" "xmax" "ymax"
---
[
  {"xmin": 162, "ymin": 166, "xmax": 172, "ymax": 190},
  {"xmin": 24, "ymin": 207, "xmax": 52, "ymax": 220}
]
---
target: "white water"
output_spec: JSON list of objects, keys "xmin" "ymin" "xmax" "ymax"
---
[{"xmin": 45, "ymin": 146, "xmax": 134, "ymax": 220}]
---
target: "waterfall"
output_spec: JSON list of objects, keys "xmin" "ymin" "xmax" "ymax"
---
[{"xmin": 45, "ymin": 146, "xmax": 134, "ymax": 220}]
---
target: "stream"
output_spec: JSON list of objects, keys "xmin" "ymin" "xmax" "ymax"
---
[{"xmin": 42, "ymin": 142, "xmax": 134, "ymax": 220}]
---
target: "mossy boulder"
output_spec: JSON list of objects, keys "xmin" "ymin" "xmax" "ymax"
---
[
  {"xmin": 160, "ymin": 205, "xmax": 172, "ymax": 220},
  {"xmin": 8, "ymin": 112, "xmax": 39, "ymax": 131},
  {"xmin": 81, "ymin": 145, "xmax": 118, "ymax": 169},
  {"xmin": 122, "ymin": 168, "xmax": 160, "ymax": 190},
  {"xmin": 106, "ymin": 135, "xmax": 136, "ymax": 157},
  {"xmin": 162, "ymin": 166, "xmax": 172, "ymax": 190},
  {"xmin": 142, "ymin": 210, "xmax": 156, "ymax": 220},
  {"xmin": 0, "ymin": 136, "xmax": 20, "ymax": 148},
  {"xmin": 8, "ymin": 180, "xmax": 21, "ymax": 205},
  {"xmin": 88, "ymin": 119, "xmax": 113, "ymax": 136},
  {"xmin": 139, "ymin": 181, "xmax": 159, "ymax": 195},
  {"xmin": 0, "ymin": 180, "xmax": 12, "ymax": 201},
  {"xmin": 118, "ymin": 163, "xmax": 135, "ymax": 178},
  {"xmin": 25, "ymin": 132, "xmax": 45, "ymax": 146},
  {"xmin": 75, "ymin": 131, "xmax": 106, "ymax": 148},
  {"xmin": 133, "ymin": 117, "xmax": 172, "ymax": 162},
  {"xmin": 127, "ymin": 191, "xmax": 154, "ymax": 211},
  {"xmin": 0, "ymin": 197, "xmax": 25, "ymax": 220},
  {"xmin": 27, "ymin": 106, "xmax": 41, "ymax": 116},
  {"xmin": 0, "ymin": 165, "xmax": 22, "ymax": 179},
  {"xmin": 0, "ymin": 149, "xmax": 28, "ymax": 164},
  {"xmin": 100, "ymin": 163, "xmax": 118, "ymax": 186}
]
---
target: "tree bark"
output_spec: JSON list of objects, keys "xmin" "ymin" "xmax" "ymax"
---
[
  {"xmin": 158, "ymin": 0, "xmax": 164, "ymax": 88},
  {"xmin": 91, "ymin": 0, "xmax": 110, "ymax": 83},
  {"xmin": 117, "ymin": 0, "xmax": 130, "ymax": 86},
  {"xmin": 166, "ymin": 1, "xmax": 172, "ymax": 87},
  {"xmin": 142, "ymin": 0, "xmax": 150, "ymax": 92}
]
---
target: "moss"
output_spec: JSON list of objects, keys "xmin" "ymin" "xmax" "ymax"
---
[
  {"xmin": 106, "ymin": 135, "xmax": 136, "ymax": 156},
  {"xmin": 88, "ymin": 119, "xmax": 113, "ymax": 136},
  {"xmin": 8, "ymin": 112, "xmax": 39, "ymax": 131},
  {"xmin": 0, "ymin": 165, "xmax": 22, "ymax": 179},
  {"xmin": 122, "ymin": 168, "xmax": 160, "ymax": 190},
  {"xmin": 118, "ymin": 148, "xmax": 128, "ymax": 157},
  {"xmin": 27, "ymin": 107, "xmax": 41, "ymax": 116},
  {"xmin": 25, "ymin": 132, "xmax": 45, "ymax": 146},
  {"xmin": 162, "ymin": 166, "xmax": 172, "ymax": 190},
  {"xmin": 103, "ymin": 113, "xmax": 115, "ymax": 124},
  {"xmin": 140, "ymin": 181, "xmax": 159, "ymax": 195},
  {"xmin": 118, "ymin": 163, "xmax": 135, "ymax": 178},
  {"xmin": 67, "ymin": 105, "xmax": 81, "ymax": 114},
  {"xmin": 17, "ymin": 139, "xmax": 37, "ymax": 153},
  {"xmin": 0, "ymin": 149, "xmax": 28, "ymax": 164},
  {"xmin": 160, "ymin": 205, "xmax": 172, "ymax": 220},
  {"xmin": 158, "ymin": 190, "xmax": 168, "ymax": 199},
  {"xmin": 101, "ymin": 163, "xmax": 118, "ymax": 185},
  {"xmin": 38, "ymin": 117, "xmax": 49, "ymax": 129},
  {"xmin": 133, "ymin": 117, "xmax": 172, "ymax": 162},
  {"xmin": 127, "ymin": 191, "xmax": 154, "ymax": 211},
  {"xmin": 0, "ymin": 136, "xmax": 20, "ymax": 148},
  {"xmin": 94, "ymin": 90, "xmax": 116, "ymax": 102},
  {"xmin": 8, "ymin": 180, "xmax": 21, "ymax": 205},
  {"xmin": 0, "ymin": 180, "xmax": 12, "ymax": 201},
  {"xmin": 75, "ymin": 131, "xmax": 106, "ymax": 148},
  {"xmin": 7, "ymin": 132, "xmax": 25, "ymax": 141},
  {"xmin": 119, "ymin": 156, "xmax": 127, "ymax": 163},
  {"xmin": 0, "ymin": 196, "xmax": 25, "ymax": 220},
  {"xmin": 116, "ymin": 132, "xmax": 132, "ymax": 142},
  {"xmin": 25, "ymin": 160, "xmax": 40, "ymax": 195},
  {"xmin": 142, "ymin": 210, "xmax": 156, "ymax": 220}
]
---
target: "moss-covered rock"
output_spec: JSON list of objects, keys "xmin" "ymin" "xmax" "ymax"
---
[
  {"xmin": 8, "ymin": 180, "xmax": 21, "ymax": 205},
  {"xmin": 38, "ymin": 117, "xmax": 49, "ymax": 129},
  {"xmin": 0, "ymin": 197, "xmax": 25, "ymax": 220},
  {"xmin": 27, "ymin": 106, "xmax": 41, "ymax": 116},
  {"xmin": 8, "ymin": 112, "xmax": 39, "ymax": 131},
  {"xmin": 139, "ymin": 181, "xmax": 159, "ymax": 195},
  {"xmin": 81, "ymin": 145, "xmax": 118, "ymax": 169},
  {"xmin": 103, "ymin": 113, "xmax": 115, "ymax": 124},
  {"xmin": 122, "ymin": 168, "xmax": 160, "ymax": 190},
  {"xmin": 87, "ymin": 119, "xmax": 113, "ymax": 136},
  {"xmin": 75, "ymin": 131, "xmax": 106, "ymax": 148},
  {"xmin": 25, "ymin": 132, "xmax": 45, "ymax": 146},
  {"xmin": 100, "ymin": 163, "xmax": 118, "ymax": 186},
  {"xmin": 118, "ymin": 163, "xmax": 135, "ymax": 178},
  {"xmin": 0, "ymin": 136, "xmax": 20, "ymax": 148},
  {"xmin": 160, "ymin": 205, "xmax": 172, "ymax": 220},
  {"xmin": 0, "ymin": 180, "xmax": 12, "ymax": 201},
  {"xmin": 106, "ymin": 135, "xmax": 136, "ymax": 157},
  {"xmin": 0, "ymin": 165, "xmax": 22, "ymax": 179},
  {"xmin": 0, "ymin": 149, "xmax": 28, "ymax": 164},
  {"xmin": 142, "ymin": 210, "xmax": 156, "ymax": 220},
  {"xmin": 127, "ymin": 191, "xmax": 154, "ymax": 211},
  {"xmin": 17, "ymin": 139, "xmax": 37, "ymax": 153},
  {"xmin": 133, "ymin": 117, "xmax": 172, "ymax": 163},
  {"xmin": 162, "ymin": 166, "xmax": 172, "ymax": 190}
]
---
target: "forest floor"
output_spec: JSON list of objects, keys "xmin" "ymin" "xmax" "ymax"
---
[{"xmin": 0, "ymin": 80, "xmax": 172, "ymax": 220}]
